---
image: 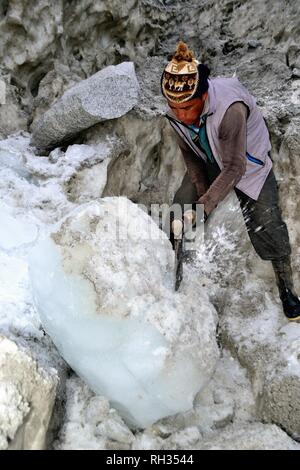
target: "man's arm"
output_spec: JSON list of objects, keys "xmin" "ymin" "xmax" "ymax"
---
[
  {"xmin": 197, "ymin": 102, "xmax": 248, "ymax": 215},
  {"xmin": 174, "ymin": 132, "xmax": 209, "ymax": 199}
]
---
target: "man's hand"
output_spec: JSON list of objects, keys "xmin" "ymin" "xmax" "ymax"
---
[
  {"xmin": 183, "ymin": 209, "xmax": 197, "ymax": 226},
  {"xmin": 171, "ymin": 209, "xmax": 196, "ymax": 235},
  {"xmin": 172, "ymin": 219, "xmax": 184, "ymax": 238},
  {"xmin": 171, "ymin": 208, "xmax": 207, "ymax": 235}
]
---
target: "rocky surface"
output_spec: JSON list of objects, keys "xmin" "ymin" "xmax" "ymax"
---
[
  {"xmin": 192, "ymin": 423, "xmax": 300, "ymax": 450},
  {"xmin": 220, "ymin": 283, "xmax": 300, "ymax": 440},
  {"xmin": 0, "ymin": 0, "xmax": 299, "ymax": 451},
  {"xmin": 31, "ymin": 62, "xmax": 139, "ymax": 150},
  {"xmin": 0, "ymin": 335, "xmax": 65, "ymax": 450}
]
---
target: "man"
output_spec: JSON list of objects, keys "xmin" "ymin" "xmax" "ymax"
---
[{"xmin": 161, "ymin": 41, "xmax": 300, "ymax": 321}]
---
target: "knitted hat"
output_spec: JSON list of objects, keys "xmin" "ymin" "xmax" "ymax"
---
[{"xmin": 161, "ymin": 41, "xmax": 210, "ymax": 104}]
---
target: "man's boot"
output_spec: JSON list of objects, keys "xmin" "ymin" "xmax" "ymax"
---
[{"xmin": 272, "ymin": 256, "xmax": 300, "ymax": 321}]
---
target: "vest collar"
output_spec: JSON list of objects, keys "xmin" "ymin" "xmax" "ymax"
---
[{"xmin": 207, "ymin": 79, "xmax": 216, "ymax": 114}]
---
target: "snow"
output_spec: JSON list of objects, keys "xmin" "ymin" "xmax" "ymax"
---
[
  {"xmin": 54, "ymin": 348, "xmax": 259, "ymax": 450},
  {"xmin": 54, "ymin": 375, "xmax": 135, "ymax": 450}
]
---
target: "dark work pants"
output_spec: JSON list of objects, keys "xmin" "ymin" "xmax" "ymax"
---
[{"xmin": 164, "ymin": 167, "xmax": 292, "ymax": 261}]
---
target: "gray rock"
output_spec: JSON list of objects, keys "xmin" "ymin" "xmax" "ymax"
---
[
  {"xmin": 162, "ymin": 427, "xmax": 201, "ymax": 450},
  {"xmin": 259, "ymin": 323, "xmax": 300, "ymax": 440},
  {"xmin": 0, "ymin": 76, "xmax": 28, "ymax": 139},
  {"xmin": 219, "ymin": 275, "xmax": 300, "ymax": 440},
  {"xmin": 195, "ymin": 423, "xmax": 300, "ymax": 450},
  {"xmin": 292, "ymin": 68, "xmax": 300, "ymax": 79},
  {"xmin": 96, "ymin": 417, "xmax": 135, "ymax": 444},
  {"xmin": 287, "ymin": 45, "xmax": 300, "ymax": 70},
  {"xmin": 0, "ymin": 335, "xmax": 59, "ymax": 450},
  {"xmin": 247, "ymin": 40, "xmax": 262, "ymax": 49},
  {"xmin": 31, "ymin": 62, "xmax": 139, "ymax": 150}
]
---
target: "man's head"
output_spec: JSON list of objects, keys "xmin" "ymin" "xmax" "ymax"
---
[
  {"xmin": 161, "ymin": 41, "xmax": 210, "ymax": 123},
  {"xmin": 167, "ymin": 93, "xmax": 208, "ymax": 125}
]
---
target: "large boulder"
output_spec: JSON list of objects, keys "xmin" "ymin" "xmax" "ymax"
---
[
  {"xmin": 0, "ymin": 335, "xmax": 59, "ymax": 450},
  {"xmin": 31, "ymin": 62, "xmax": 139, "ymax": 150},
  {"xmin": 28, "ymin": 197, "xmax": 219, "ymax": 429}
]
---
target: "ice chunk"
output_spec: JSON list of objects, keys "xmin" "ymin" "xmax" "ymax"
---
[
  {"xmin": 29, "ymin": 197, "xmax": 219, "ymax": 428},
  {"xmin": 0, "ymin": 203, "xmax": 38, "ymax": 251}
]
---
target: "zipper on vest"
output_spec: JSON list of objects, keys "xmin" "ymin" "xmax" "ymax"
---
[{"xmin": 246, "ymin": 152, "xmax": 264, "ymax": 166}]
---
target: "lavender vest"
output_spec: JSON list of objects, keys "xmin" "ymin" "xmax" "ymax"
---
[{"xmin": 167, "ymin": 77, "xmax": 273, "ymax": 200}]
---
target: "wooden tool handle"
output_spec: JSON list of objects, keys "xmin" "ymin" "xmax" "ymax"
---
[{"xmin": 172, "ymin": 219, "xmax": 183, "ymax": 239}]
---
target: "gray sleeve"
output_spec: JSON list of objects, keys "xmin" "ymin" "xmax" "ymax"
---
[{"xmin": 198, "ymin": 102, "xmax": 248, "ymax": 215}]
